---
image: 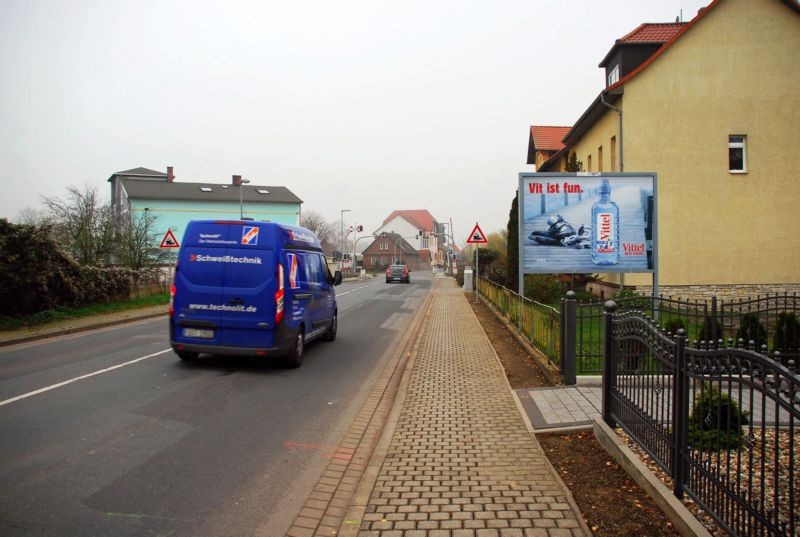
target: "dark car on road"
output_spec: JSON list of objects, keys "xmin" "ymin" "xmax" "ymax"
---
[{"xmin": 385, "ymin": 264, "xmax": 410, "ymax": 284}]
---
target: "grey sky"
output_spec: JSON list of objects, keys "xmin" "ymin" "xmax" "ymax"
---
[{"xmin": 1, "ymin": 0, "xmax": 707, "ymax": 244}]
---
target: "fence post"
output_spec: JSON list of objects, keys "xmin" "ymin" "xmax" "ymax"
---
[
  {"xmin": 602, "ymin": 300, "xmax": 617, "ymax": 428},
  {"xmin": 563, "ymin": 291, "xmax": 577, "ymax": 385},
  {"xmin": 560, "ymin": 298, "xmax": 566, "ymax": 374},
  {"xmin": 671, "ymin": 329, "xmax": 687, "ymax": 499},
  {"xmin": 710, "ymin": 295, "xmax": 718, "ymax": 346}
]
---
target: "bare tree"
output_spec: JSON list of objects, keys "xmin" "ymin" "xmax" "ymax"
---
[
  {"xmin": 15, "ymin": 206, "xmax": 51, "ymax": 226},
  {"xmin": 299, "ymin": 210, "xmax": 336, "ymax": 253},
  {"xmin": 115, "ymin": 210, "xmax": 171, "ymax": 275},
  {"xmin": 42, "ymin": 183, "xmax": 115, "ymax": 266}
]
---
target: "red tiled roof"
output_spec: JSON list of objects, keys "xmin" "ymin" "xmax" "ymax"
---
[
  {"xmin": 383, "ymin": 209, "xmax": 438, "ymax": 232},
  {"xmin": 619, "ymin": 22, "xmax": 686, "ymax": 43},
  {"xmin": 530, "ymin": 126, "xmax": 571, "ymax": 151}
]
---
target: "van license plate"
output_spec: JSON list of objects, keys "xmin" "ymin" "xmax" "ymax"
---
[{"xmin": 183, "ymin": 328, "xmax": 213, "ymax": 339}]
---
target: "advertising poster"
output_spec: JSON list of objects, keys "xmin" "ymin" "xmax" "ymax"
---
[{"xmin": 518, "ymin": 173, "xmax": 657, "ymax": 274}]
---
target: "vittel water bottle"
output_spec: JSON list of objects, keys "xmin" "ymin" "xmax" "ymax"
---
[{"xmin": 591, "ymin": 179, "xmax": 619, "ymax": 265}]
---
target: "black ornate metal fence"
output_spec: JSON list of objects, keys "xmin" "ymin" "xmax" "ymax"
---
[
  {"xmin": 603, "ymin": 302, "xmax": 799, "ymax": 537},
  {"xmin": 564, "ymin": 292, "xmax": 799, "ymax": 379}
]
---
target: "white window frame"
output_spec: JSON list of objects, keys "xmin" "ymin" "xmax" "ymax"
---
[
  {"xmin": 728, "ymin": 135, "xmax": 747, "ymax": 173},
  {"xmin": 608, "ymin": 64, "xmax": 620, "ymax": 86}
]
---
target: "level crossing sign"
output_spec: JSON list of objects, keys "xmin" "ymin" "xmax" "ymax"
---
[
  {"xmin": 466, "ymin": 223, "xmax": 487, "ymax": 244},
  {"xmin": 160, "ymin": 229, "xmax": 180, "ymax": 248}
]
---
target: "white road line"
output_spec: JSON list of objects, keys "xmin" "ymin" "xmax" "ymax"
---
[
  {"xmin": 336, "ymin": 281, "xmax": 380, "ymax": 297},
  {"xmin": 0, "ymin": 348, "xmax": 172, "ymax": 407}
]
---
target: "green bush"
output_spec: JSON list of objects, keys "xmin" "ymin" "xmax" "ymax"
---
[
  {"xmin": 698, "ymin": 315, "xmax": 723, "ymax": 344},
  {"xmin": 735, "ymin": 313, "xmax": 767, "ymax": 350},
  {"xmin": 0, "ymin": 219, "xmax": 136, "ymax": 316},
  {"xmin": 774, "ymin": 312, "xmax": 800, "ymax": 352},
  {"xmin": 688, "ymin": 383, "xmax": 749, "ymax": 451},
  {"xmin": 524, "ymin": 274, "xmax": 561, "ymax": 304},
  {"xmin": 664, "ymin": 317, "xmax": 686, "ymax": 335}
]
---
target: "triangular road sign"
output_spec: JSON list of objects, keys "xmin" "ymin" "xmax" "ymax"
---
[
  {"xmin": 160, "ymin": 229, "xmax": 180, "ymax": 248},
  {"xmin": 466, "ymin": 223, "xmax": 488, "ymax": 244}
]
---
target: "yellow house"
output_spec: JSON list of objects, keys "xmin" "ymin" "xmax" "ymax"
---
[{"xmin": 539, "ymin": 0, "xmax": 800, "ymax": 300}]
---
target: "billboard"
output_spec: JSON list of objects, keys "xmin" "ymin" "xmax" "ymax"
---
[{"xmin": 518, "ymin": 173, "xmax": 657, "ymax": 274}]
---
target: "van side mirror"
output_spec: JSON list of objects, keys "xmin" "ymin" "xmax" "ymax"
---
[{"xmin": 333, "ymin": 270, "xmax": 343, "ymax": 286}]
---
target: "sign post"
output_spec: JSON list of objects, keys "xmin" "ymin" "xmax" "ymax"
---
[{"xmin": 466, "ymin": 222, "xmax": 488, "ymax": 304}]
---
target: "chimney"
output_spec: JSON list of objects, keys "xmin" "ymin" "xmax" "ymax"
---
[
  {"xmin": 167, "ymin": 166, "xmax": 175, "ymax": 183},
  {"xmin": 232, "ymin": 174, "xmax": 242, "ymax": 186}
]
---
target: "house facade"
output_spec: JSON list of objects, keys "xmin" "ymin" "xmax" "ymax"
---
[
  {"xmin": 537, "ymin": 0, "xmax": 800, "ymax": 300},
  {"xmin": 373, "ymin": 210, "xmax": 446, "ymax": 268},
  {"xmin": 108, "ymin": 167, "xmax": 303, "ymax": 247},
  {"xmin": 361, "ymin": 233, "xmax": 423, "ymax": 272},
  {"xmin": 527, "ymin": 126, "xmax": 571, "ymax": 170}
]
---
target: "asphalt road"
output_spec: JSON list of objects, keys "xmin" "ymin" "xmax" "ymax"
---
[{"xmin": 0, "ymin": 273, "xmax": 432, "ymax": 537}]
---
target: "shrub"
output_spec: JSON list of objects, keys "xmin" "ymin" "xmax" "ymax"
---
[
  {"xmin": 688, "ymin": 383, "xmax": 749, "ymax": 451},
  {"xmin": 698, "ymin": 315, "xmax": 723, "ymax": 345},
  {"xmin": 0, "ymin": 219, "xmax": 136, "ymax": 316},
  {"xmin": 735, "ymin": 313, "xmax": 767, "ymax": 350},
  {"xmin": 664, "ymin": 317, "xmax": 687, "ymax": 335},
  {"xmin": 774, "ymin": 312, "xmax": 800, "ymax": 367},
  {"xmin": 524, "ymin": 274, "xmax": 561, "ymax": 304},
  {"xmin": 774, "ymin": 312, "xmax": 800, "ymax": 352}
]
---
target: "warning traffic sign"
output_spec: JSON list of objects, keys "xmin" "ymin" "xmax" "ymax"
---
[
  {"xmin": 160, "ymin": 229, "xmax": 180, "ymax": 248},
  {"xmin": 466, "ymin": 223, "xmax": 488, "ymax": 244}
]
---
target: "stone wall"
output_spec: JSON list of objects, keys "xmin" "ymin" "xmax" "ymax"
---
[{"xmin": 632, "ymin": 284, "xmax": 800, "ymax": 303}]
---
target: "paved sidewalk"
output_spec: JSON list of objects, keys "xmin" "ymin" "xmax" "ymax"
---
[
  {"xmin": 515, "ymin": 387, "xmax": 601, "ymax": 431},
  {"xmin": 342, "ymin": 280, "xmax": 588, "ymax": 536}
]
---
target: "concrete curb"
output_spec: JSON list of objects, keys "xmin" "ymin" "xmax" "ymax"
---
[
  {"xmin": 337, "ymin": 280, "xmax": 437, "ymax": 537},
  {"xmin": 592, "ymin": 417, "xmax": 712, "ymax": 537}
]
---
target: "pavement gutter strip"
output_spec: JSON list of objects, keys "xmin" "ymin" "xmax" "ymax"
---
[
  {"xmin": 284, "ymin": 281, "xmax": 436, "ymax": 537},
  {"xmin": 335, "ymin": 281, "xmax": 438, "ymax": 537},
  {"xmin": 592, "ymin": 417, "xmax": 712, "ymax": 537}
]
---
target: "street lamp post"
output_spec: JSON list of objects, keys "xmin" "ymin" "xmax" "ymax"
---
[
  {"xmin": 239, "ymin": 179, "xmax": 251, "ymax": 219},
  {"xmin": 340, "ymin": 209, "xmax": 351, "ymax": 268}
]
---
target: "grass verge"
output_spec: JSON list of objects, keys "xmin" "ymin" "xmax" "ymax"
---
[{"xmin": 0, "ymin": 292, "xmax": 169, "ymax": 331}]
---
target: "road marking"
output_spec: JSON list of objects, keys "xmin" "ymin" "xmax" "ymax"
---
[
  {"xmin": 337, "ymin": 281, "xmax": 380, "ymax": 297},
  {"xmin": 0, "ymin": 348, "xmax": 172, "ymax": 407}
]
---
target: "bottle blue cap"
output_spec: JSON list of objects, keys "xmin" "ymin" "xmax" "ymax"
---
[{"xmin": 600, "ymin": 179, "xmax": 611, "ymax": 195}]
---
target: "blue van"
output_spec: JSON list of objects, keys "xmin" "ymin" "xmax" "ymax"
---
[{"xmin": 170, "ymin": 220, "xmax": 342, "ymax": 368}]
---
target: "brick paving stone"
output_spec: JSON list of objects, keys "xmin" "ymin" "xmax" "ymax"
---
[{"xmin": 344, "ymin": 281, "xmax": 587, "ymax": 535}]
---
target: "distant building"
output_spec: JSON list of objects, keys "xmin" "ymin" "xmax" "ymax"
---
[
  {"xmin": 373, "ymin": 209, "xmax": 446, "ymax": 268},
  {"xmin": 526, "ymin": 126, "xmax": 571, "ymax": 170},
  {"xmin": 361, "ymin": 233, "xmax": 423, "ymax": 272},
  {"xmin": 534, "ymin": 0, "xmax": 800, "ymax": 299},
  {"xmin": 108, "ymin": 167, "xmax": 302, "ymax": 246}
]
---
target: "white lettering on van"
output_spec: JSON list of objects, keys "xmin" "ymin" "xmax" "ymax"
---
[
  {"xmin": 188, "ymin": 303, "xmax": 257, "ymax": 313},
  {"xmin": 189, "ymin": 254, "xmax": 263, "ymax": 264}
]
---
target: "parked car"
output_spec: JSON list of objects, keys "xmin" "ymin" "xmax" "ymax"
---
[
  {"xmin": 386, "ymin": 264, "xmax": 410, "ymax": 284},
  {"xmin": 170, "ymin": 220, "xmax": 342, "ymax": 368}
]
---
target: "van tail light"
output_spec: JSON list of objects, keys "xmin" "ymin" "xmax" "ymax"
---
[
  {"xmin": 275, "ymin": 262, "xmax": 285, "ymax": 324},
  {"xmin": 403, "ymin": 267, "xmax": 409, "ymax": 276},
  {"xmin": 169, "ymin": 262, "xmax": 179, "ymax": 317},
  {"xmin": 386, "ymin": 268, "xmax": 391, "ymax": 275}
]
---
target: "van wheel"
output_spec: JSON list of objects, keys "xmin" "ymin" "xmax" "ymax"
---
[
  {"xmin": 324, "ymin": 312, "xmax": 337, "ymax": 342},
  {"xmin": 285, "ymin": 330, "xmax": 304, "ymax": 368},
  {"xmin": 176, "ymin": 351, "xmax": 199, "ymax": 361}
]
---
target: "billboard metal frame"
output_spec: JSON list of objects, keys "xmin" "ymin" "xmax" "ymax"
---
[{"xmin": 517, "ymin": 172, "xmax": 658, "ymax": 299}]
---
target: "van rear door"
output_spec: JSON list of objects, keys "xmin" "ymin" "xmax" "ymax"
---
[
  {"xmin": 172, "ymin": 221, "xmax": 235, "ymax": 344},
  {"xmin": 217, "ymin": 223, "xmax": 277, "ymax": 348}
]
